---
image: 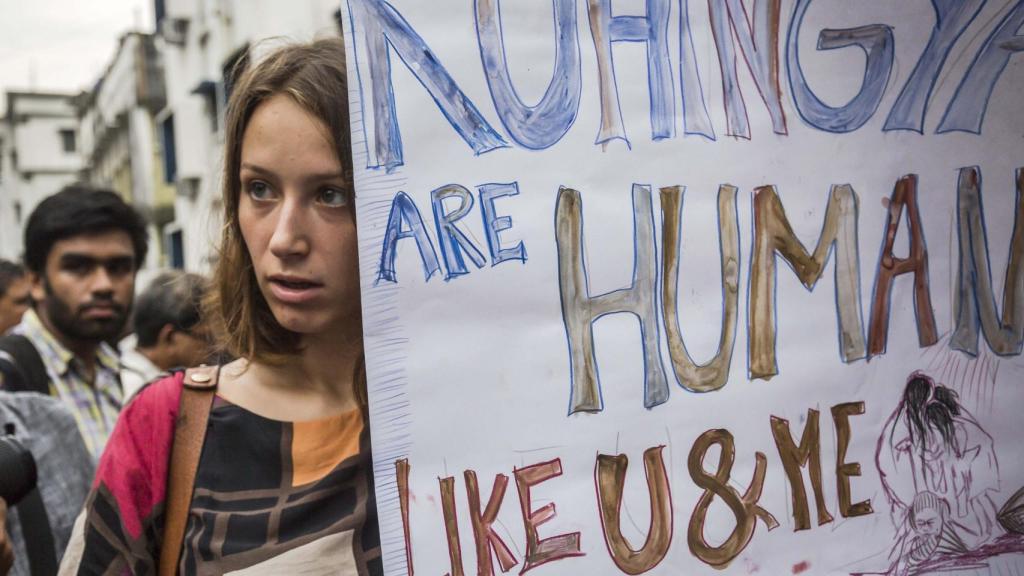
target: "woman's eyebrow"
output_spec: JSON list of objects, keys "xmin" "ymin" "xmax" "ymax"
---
[{"xmin": 240, "ymin": 163, "xmax": 275, "ymax": 176}]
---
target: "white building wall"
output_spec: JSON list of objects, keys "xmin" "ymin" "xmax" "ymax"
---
[
  {"xmin": 129, "ymin": 107, "xmax": 156, "ymax": 207},
  {"xmin": 0, "ymin": 93, "xmax": 82, "ymax": 260},
  {"xmin": 76, "ymin": 32, "xmax": 173, "ymax": 272},
  {"xmin": 14, "ymin": 97, "xmax": 76, "ymax": 117},
  {"xmin": 97, "ymin": 36, "xmax": 139, "ymax": 117},
  {"xmin": 0, "ymin": 171, "xmax": 81, "ymax": 260},
  {"xmin": 0, "ymin": 122, "xmax": 16, "ymax": 260},
  {"xmin": 78, "ymin": 107, "xmax": 98, "ymax": 163},
  {"xmin": 88, "ymin": 34, "xmax": 158, "ymax": 208},
  {"xmin": 15, "ymin": 172, "xmax": 80, "ymax": 225},
  {"xmin": 13, "ymin": 116, "xmax": 80, "ymax": 173},
  {"xmin": 160, "ymin": 49, "xmax": 211, "ymax": 181},
  {"xmin": 228, "ymin": 0, "xmax": 341, "ymax": 56}
]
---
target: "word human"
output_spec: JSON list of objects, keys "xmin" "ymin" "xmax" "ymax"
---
[
  {"xmin": 348, "ymin": 0, "xmax": 1024, "ymax": 170},
  {"xmin": 379, "ymin": 166, "xmax": 1024, "ymax": 411},
  {"xmin": 394, "ymin": 402, "xmax": 869, "ymax": 574}
]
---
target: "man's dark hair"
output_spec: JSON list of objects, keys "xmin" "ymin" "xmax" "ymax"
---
[
  {"xmin": 0, "ymin": 259, "xmax": 25, "ymax": 297},
  {"xmin": 134, "ymin": 271, "xmax": 207, "ymax": 348},
  {"xmin": 23, "ymin": 185, "xmax": 148, "ymax": 274}
]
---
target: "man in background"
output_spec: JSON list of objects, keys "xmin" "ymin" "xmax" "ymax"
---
[
  {"xmin": 0, "ymin": 262, "xmax": 31, "ymax": 335},
  {"xmin": 0, "ymin": 185, "xmax": 146, "ymax": 575},
  {"xmin": 120, "ymin": 271, "xmax": 211, "ymax": 398},
  {"xmin": 0, "ymin": 185, "xmax": 147, "ymax": 459}
]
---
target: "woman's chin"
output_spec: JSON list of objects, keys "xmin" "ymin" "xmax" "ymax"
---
[
  {"xmin": 272, "ymin": 310, "xmax": 326, "ymax": 335},
  {"xmin": 269, "ymin": 302, "xmax": 360, "ymax": 340}
]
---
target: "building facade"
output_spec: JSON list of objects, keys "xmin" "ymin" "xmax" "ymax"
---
[
  {"xmin": 154, "ymin": 0, "xmax": 342, "ymax": 271},
  {"xmin": 0, "ymin": 3, "xmax": 342, "ymax": 269},
  {"xmin": 0, "ymin": 92, "xmax": 83, "ymax": 260},
  {"xmin": 77, "ymin": 32, "xmax": 172, "ymax": 271}
]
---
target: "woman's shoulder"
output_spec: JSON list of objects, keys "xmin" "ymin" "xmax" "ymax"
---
[
  {"xmin": 99, "ymin": 370, "xmax": 186, "ymax": 478},
  {"xmin": 126, "ymin": 370, "xmax": 187, "ymax": 410},
  {"xmin": 88, "ymin": 371, "xmax": 188, "ymax": 546},
  {"xmin": 111, "ymin": 370, "xmax": 188, "ymax": 438}
]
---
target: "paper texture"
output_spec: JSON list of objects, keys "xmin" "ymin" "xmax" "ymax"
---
[{"xmin": 341, "ymin": 1, "xmax": 1024, "ymax": 574}]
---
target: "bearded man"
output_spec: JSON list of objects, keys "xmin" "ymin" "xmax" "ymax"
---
[{"xmin": 0, "ymin": 185, "xmax": 147, "ymax": 458}]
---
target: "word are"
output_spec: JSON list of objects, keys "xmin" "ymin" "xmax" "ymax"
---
[{"xmin": 378, "ymin": 183, "xmax": 526, "ymax": 282}]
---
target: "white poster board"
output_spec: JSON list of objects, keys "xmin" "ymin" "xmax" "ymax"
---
[{"xmin": 341, "ymin": 1, "xmax": 1024, "ymax": 574}]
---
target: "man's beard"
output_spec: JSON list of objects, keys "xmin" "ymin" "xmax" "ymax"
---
[{"xmin": 43, "ymin": 281, "xmax": 128, "ymax": 343}]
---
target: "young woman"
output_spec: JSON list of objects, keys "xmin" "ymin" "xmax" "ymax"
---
[{"xmin": 71, "ymin": 38, "xmax": 380, "ymax": 575}]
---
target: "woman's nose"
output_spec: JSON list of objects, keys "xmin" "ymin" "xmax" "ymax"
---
[{"xmin": 268, "ymin": 196, "xmax": 311, "ymax": 259}]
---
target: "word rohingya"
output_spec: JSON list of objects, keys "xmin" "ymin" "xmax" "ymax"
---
[
  {"xmin": 394, "ymin": 402, "xmax": 869, "ymax": 574},
  {"xmin": 347, "ymin": 0, "xmax": 1024, "ymax": 170}
]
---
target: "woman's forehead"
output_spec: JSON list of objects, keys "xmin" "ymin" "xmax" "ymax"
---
[{"xmin": 241, "ymin": 95, "xmax": 339, "ymax": 166}]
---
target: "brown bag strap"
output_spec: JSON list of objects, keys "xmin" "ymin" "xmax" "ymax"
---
[{"xmin": 159, "ymin": 365, "xmax": 219, "ymax": 576}]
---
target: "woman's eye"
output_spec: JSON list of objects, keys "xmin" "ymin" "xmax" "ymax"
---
[
  {"xmin": 246, "ymin": 180, "xmax": 274, "ymax": 201},
  {"xmin": 318, "ymin": 187, "xmax": 349, "ymax": 207}
]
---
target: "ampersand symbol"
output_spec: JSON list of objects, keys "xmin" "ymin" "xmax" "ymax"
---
[{"xmin": 687, "ymin": 429, "xmax": 779, "ymax": 568}]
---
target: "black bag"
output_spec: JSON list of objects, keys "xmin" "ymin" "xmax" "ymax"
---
[{"xmin": 0, "ymin": 335, "xmax": 50, "ymax": 396}]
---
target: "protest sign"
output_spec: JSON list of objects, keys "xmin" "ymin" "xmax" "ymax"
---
[{"xmin": 341, "ymin": 1, "xmax": 1024, "ymax": 573}]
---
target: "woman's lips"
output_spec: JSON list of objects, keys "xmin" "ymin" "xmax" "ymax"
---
[{"xmin": 268, "ymin": 278, "xmax": 324, "ymax": 304}]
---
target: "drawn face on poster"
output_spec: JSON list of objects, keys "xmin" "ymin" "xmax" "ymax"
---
[{"xmin": 340, "ymin": 1, "xmax": 1024, "ymax": 574}]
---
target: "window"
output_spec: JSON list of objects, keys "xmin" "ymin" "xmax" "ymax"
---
[
  {"xmin": 60, "ymin": 129, "xmax": 76, "ymax": 153},
  {"xmin": 222, "ymin": 46, "xmax": 250, "ymax": 105},
  {"xmin": 154, "ymin": 0, "xmax": 166, "ymax": 28},
  {"xmin": 176, "ymin": 176, "xmax": 200, "ymax": 200},
  {"xmin": 168, "ymin": 229, "xmax": 185, "ymax": 269},
  {"xmin": 161, "ymin": 115, "xmax": 177, "ymax": 184},
  {"xmin": 191, "ymin": 80, "xmax": 219, "ymax": 133}
]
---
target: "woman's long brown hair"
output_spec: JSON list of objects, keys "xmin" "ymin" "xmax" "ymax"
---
[{"xmin": 207, "ymin": 38, "xmax": 357, "ymax": 368}]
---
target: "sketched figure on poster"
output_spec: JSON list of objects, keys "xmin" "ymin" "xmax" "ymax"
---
[
  {"xmin": 877, "ymin": 372, "xmax": 1001, "ymax": 549},
  {"xmin": 888, "ymin": 491, "xmax": 970, "ymax": 576}
]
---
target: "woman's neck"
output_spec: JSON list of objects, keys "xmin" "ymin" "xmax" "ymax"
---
[
  {"xmin": 287, "ymin": 329, "xmax": 363, "ymax": 398},
  {"xmin": 220, "ymin": 323, "xmax": 364, "ymax": 421}
]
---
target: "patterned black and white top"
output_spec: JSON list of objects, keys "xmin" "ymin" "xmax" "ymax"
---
[{"xmin": 75, "ymin": 372, "xmax": 382, "ymax": 575}]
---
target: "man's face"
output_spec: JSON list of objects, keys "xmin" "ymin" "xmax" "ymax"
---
[
  {"xmin": 32, "ymin": 230, "xmax": 137, "ymax": 346},
  {"xmin": 913, "ymin": 507, "xmax": 942, "ymax": 537},
  {"xmin": 0, "ymin": 275, "xmax": 32, "ymax": 334}
]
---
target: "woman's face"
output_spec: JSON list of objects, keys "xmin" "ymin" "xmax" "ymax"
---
[{"xmin": 238, "ymin": 93, "xmax": 360, "ymax": 339}]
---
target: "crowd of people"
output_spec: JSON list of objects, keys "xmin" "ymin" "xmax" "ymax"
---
[{"xmin": 0, "ymin": 37, "xmax": 375, "ymax": 575}]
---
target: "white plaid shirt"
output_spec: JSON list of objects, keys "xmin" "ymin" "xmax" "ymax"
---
[{"xmin": 8, "ymin": 309, "xmax": 123, "ymax": 460}]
